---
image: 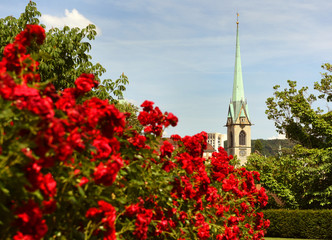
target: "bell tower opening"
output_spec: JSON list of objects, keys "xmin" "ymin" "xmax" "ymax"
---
[{"xmin": 239, "ymin": 130, "xmax": 246, "ymax": 145}]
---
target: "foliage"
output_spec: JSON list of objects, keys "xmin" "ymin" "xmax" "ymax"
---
[
  {"xmin": 253, "ymin": 140, "xmax": 263, "ymax": 154},
  {"xmin": 262, "ymin": 63, "xmax": 332, "ymax": 210},
  {"xmin": 263, "ymin": 209, "xmax": 332, "ymax": 239},
  {"xmin": 246, "ymin": 146, "xmax": 332, "ymax": 209},
  {"xmin": 315, "ymin": 63, "xmax": 332, "ymax": 102},
  {"xmin": 250, "ymin": 139, "xmax": 295, "ymax": 157},
  {"xmin": 0, "ymin": 1, "xmax": 128, "ymax": 101},
  {"xmin": 246, "ymin": 154, "xmax": 298, "ymax": 209},
  {"xmin": 265, "ymin": 64, "xmax": 332, "ymax": 149},
  {"xmin": 0, "ymin": 25, "xmax": 270, "ymax": 239},
  {"xmin": 115, "ymin": 99, "xmax": 143, "ymax": 133}
]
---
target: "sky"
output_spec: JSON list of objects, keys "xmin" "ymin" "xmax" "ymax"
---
[{"xmin": 1, "ymin": 0, "xmax": 332, "ymax": 139}]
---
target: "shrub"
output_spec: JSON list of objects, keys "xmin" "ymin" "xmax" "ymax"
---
[
  {"xmin": 0, "ymin": 25, "xmax": 269, "ymax": 239},
  {"xmin": 264, "ymin": 209, "xmax": 332, "ymax": 239}
]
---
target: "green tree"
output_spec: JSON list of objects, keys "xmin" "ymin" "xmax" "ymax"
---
[
  {"xmin": 246, "ymin": 153, "xmax": 299, "ymax": 209},
  {"xmin": 246, "ymin": 146, "xmax": 332, "ymax": 209},
  {"xmin": 265, "ymin": 64, "xmax": 332, "ymax": 149},
  {"xmin": 115, "ymin": 98, "xmax": 143, "ymax": 132},
  {"xmin": 253, "ymin": 139, "xmax": 263, "ymax": 154},
  {"xmin": 0, "ymin": 1, "xmax": 128, "ymax": 101},
  {"xmin": 251, "ymin": 64, "xmax": 332, "ymax": 209},
  {"xmin": 251, "ymin": 139, "xmax": 295, "ymax": 157}
]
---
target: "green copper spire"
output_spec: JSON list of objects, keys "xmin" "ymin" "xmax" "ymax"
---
[
  {"xmin": 227, "ymin": 14, "xmax": 250, "ymax": 123},
  {"xmin": 232, "ymin": 15, "xmax": 245, "ymax": 102}
]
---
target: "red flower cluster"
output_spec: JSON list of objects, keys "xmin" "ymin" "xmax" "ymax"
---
[
  {"xmin": 0, "ymin": 25, "xmax": 126, "ymax": 239},
  {"xmin": 0, "ymin": 25, "xmax": 269, "ymax": 240},
  {"xmin": 86, "ymin": 200, "xmax": 117, "ymax": 239},
  {"xmin": 13, "ymin": 200, "xmax": 48, "ymax": 240},
  {"xmin": 118, "ymin": 131, "xmax": 269, "ymax": 239},
  {"xmin": 15, "ymin": 24, "xmax": 46, "ymax": 45},
  {"xmin": 24, "ymin": 162, "xmax": 55, "ymax": 193},
  {"xmin": 2, "ymin": 25, "xmax": 45, "ymax": 74},
  {"xmin": 160, "ymin": 140, "xmax": 174, "ymax": 158},
  {"xmin": 75, "ymin": 73, "xmax": 99, "ymax": 94},
  {"xmin": 181, "ymin": 132, "xmax": 208, "ymax": 158},
  {"xmin": 195, "ymin": 213, "xmax": 210, "ymax": 240},
  {"xmin": 93, "ymin": 154, "xmax": 123, "ymax": 186},
  {"xmin": 125, "ymin": 200, "xmax": 153, "ymax": 240},
  {"xmin": 138, "ymin": 100, "xmax": 178, "ymax": 136},
  {"xmin": 128, "ymin": 131, "xmax": 147, "ymax": 149}
]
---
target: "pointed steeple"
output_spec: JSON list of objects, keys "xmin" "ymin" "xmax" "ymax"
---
[
  {"xmin": 227, "ymin": 13, "xmax": 250, "ymax": 123},
  {"xmin": 225, "ymin": 14, "xmax": 252, "ymax": 166},
  {"xmin": 232, "ymin": 15, "xmax": 245, "ymax": 102}
]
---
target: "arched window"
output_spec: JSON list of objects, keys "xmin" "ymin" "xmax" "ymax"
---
[
  {"xmin": 229, "ymin": 132, "xmax": 233, "ymax": 147},
  {"xmin": 239, "ymin": 131, "xmax": 246, "ymax": 145}
]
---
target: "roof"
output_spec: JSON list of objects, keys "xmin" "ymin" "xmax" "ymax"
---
[{"xmin": 205, "ymin": 143, "xmax": 215, "ymax": 152}]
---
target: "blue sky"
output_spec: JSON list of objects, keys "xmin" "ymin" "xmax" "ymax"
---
[{"xmin": 1, "ymin": 0, "xmax": 332, "ymax": 139}]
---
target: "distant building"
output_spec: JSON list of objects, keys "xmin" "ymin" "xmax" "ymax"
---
[
  {"xmin": 207, "ymin": 133, "xmax": 227, "ymax": 151},
  {"xmin": 203, "ymin": 143, "xmax": 215, "ymax": 159},
  {"xmin": 225, "ymin": 16, "xmax": 252, "ymax": 165}
]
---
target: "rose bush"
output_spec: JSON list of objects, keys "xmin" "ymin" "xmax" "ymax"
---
[{"xmin": 0, "ymin": 25, "xmax": 269, "ymax": 239}]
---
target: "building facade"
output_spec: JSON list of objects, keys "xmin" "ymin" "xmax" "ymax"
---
[
  {"xmin": 207, "ymin": 132, "xmax": 227, "ymax": 151},
  {"xmin": 226, "ymin": 17, "xmax": 252, "ymax": 165}
]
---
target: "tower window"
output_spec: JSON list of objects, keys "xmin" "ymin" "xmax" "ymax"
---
[
  {"xmin": 239, "ymin": 131, "xmax": 246, "ymax": 145},
  {"xmin": 230, "ymin": 132, "xmax": 233, "ymax": 147}
]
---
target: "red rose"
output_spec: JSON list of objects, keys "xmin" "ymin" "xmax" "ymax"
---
[
  {"xmin": 125, "ymin": 203, "xmax": 140, "ymax": 217},
  {"xmin": 165, "ymin": 112, "xmax": 178, "ymax": 127},
  {"xmin": 15, "ymin": 25, "xmax": 46, "ymax": 46},
  {"xmin": 160, "ymin": 140, "xmax": 174, "ymax": 158},
  {"xmin": 40, "ymin": 173, "xmax": 57, "ymax": 198},
  {"xmin": 26, "ymin": 25, "xmax": 46, "ymax": 45},
  {"xmin": 42, "ymin": 199, "xmax": 57, "ymax": 214},
  {"xmin": 0, "ymin": 73, "xmax": 16, "ymax": 99},
  {"xmin": 140, "ymin": 100, "xmax": 154, "ymax": 112},
  {"xmin": 93, "ymin": 155, "xmax": 123, "ymax": 186},
  {"xmin": 197, "ymin": 222, "xmax": 210, "ymax": 240},
  {"xmin": 92, "ymin": 137, "xmax": 112, "ymax": 159},
  {"xmin": 14, "ymin": 200, "xmax": 48, "ymax": 240},
  {"xmin": 79, "ymin": 177, "xmax": 89, "ymax": 187},
  {"xmin": 74, "ymin": 73, "xmax": 98, "ymax": 94},
  {"xmin": 86, "ymin": 207, "xmax": 102, "ymax": 218}
]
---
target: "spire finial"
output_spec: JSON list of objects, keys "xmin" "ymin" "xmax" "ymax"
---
[{"xmin": 236, "ymin": 13, "xmax": 239, "ymax": 25}]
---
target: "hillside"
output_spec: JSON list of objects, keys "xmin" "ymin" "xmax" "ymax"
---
[
  {"xmin": 251, "ymin": 139, "xmax": 296, "ymax": 157},
  {"xmin": 223, "ymin": 139, "xmax": 296, "ymax": 157}
]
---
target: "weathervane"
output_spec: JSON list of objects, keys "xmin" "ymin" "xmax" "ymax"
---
[{"xmin": 236, "ymin": 13, "xmax": 239, "ymax": 25}]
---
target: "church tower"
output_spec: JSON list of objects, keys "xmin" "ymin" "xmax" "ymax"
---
[{"xmin": 226, "ymin": 15, "xmax": 252, "ymax": 165}]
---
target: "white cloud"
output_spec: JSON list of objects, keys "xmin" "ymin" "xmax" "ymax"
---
[
  {"xmin": 268, "ymin": 134, "xmax": 286, "ymax": 140},
  {"xmin": 40, "ymin": 9, "xmax": 102, "ymax": 35}
]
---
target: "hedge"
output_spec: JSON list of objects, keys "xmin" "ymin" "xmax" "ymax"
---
[{"xmin": 263, "ymin": 209, "xmax": 332, "ymax": 239}]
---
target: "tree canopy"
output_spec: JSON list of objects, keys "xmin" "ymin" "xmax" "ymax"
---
[
  {"xmin": 246, "ymin": 146, "xmax": 332, "ymax": 209},
  {"xmin": 251, "ymin": 139, "xmax": 295, "ymax": 157},
  {"xmin": 248, "ymin": 63, "xmax": 332, "ymax": 210},
  {"xmin": 265, "ymin": 63, "xmax": 332, "ymax": 149},
  {"xmin": 0, "ymin": 1, "xmax": 128, "ymax": 101}
]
